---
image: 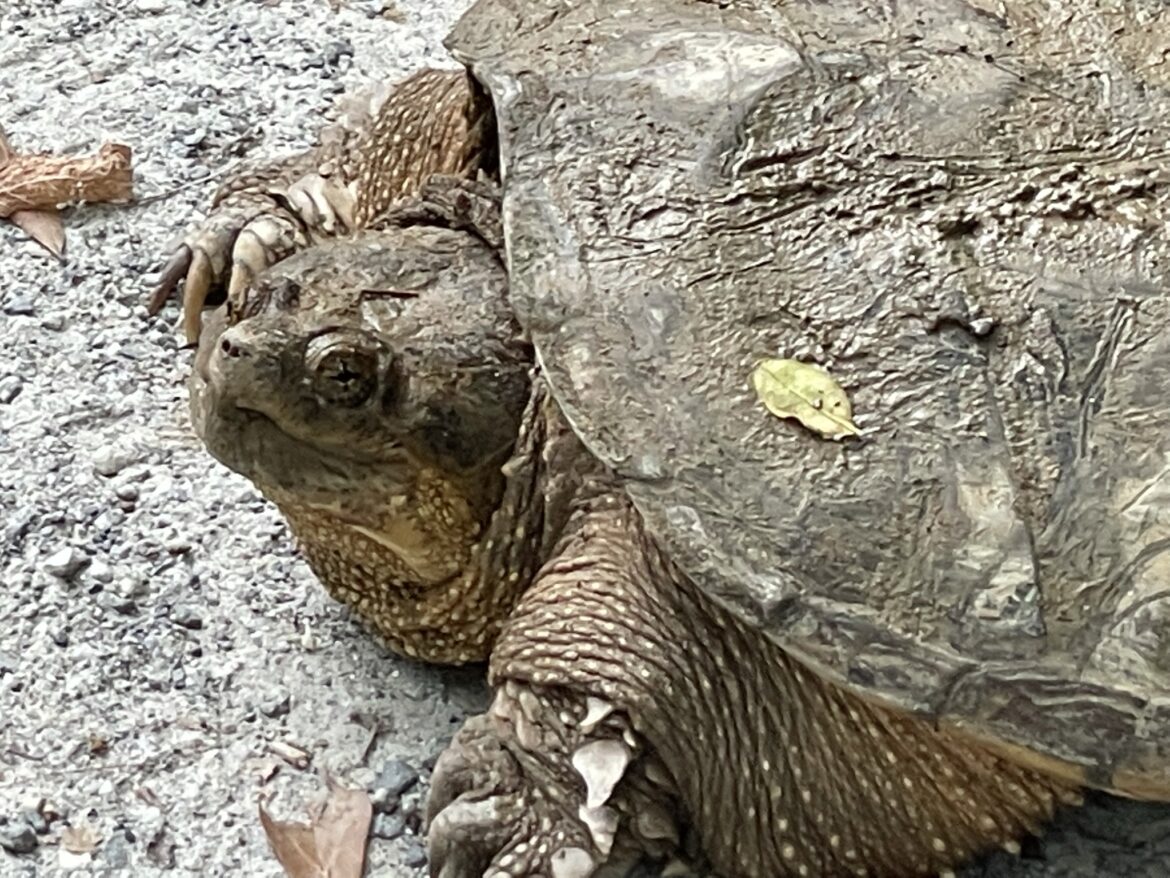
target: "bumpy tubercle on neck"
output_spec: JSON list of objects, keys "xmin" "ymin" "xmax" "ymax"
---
[{"xmin": 278, "ymin": 377, "xmax": 574, "ymax": 664}]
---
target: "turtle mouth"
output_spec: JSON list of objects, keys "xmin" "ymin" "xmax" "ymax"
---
[{"xmin": 194, "ymin": 393, "xmax": 413, "ymax": 499}]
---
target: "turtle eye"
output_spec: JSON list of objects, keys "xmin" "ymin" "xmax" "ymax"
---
[{"xmin": 306, "ymin": 333, "xmax": 379, "ymax": 408}]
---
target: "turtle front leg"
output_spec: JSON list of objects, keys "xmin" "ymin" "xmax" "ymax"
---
[
  {"xmin": 150, "ymin": 68, "xmax": 489, "ymax": 343},
  {"xmin": 428, "ymin": 494, "xmax": 1082, "ymax": 878}
]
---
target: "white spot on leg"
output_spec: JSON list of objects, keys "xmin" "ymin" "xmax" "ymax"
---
[{"xmin": 550, "ymin": 846, "xmax": 595, "ymax": 878}]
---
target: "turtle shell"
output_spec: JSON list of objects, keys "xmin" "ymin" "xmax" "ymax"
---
[{"xmin": 447, "ymin": 0, "xmax": 1170, "ymax": 796}]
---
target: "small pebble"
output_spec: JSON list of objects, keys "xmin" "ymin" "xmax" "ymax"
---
[
  {"xmin": 20, "ymin": 810, "xmax": 48, "ymax": 835},
  {"xmin": 2, "ymin": 297, "xmax": 35, "ymax": 316},
  {"xmin": 259, "ymin": 689, "xmax": 291, "ymax": 719},
  {"xmin": 93, "ymin": 445, "xmax": 135, "ymax": 477},
  {"xmin": 371, "ymin": 812, "xmax": 405, "ymax": 840},
  {"xmin": 169, "ymin": 604, "xmax": 204, "ymax": 630},
  {"xmin": 43, "ymin": 546, "xmax": 87, "ymax": 579},
  {"xmin": 103, "ymin": 829, "xmax": 132, "ymax": 868},
  {"xmin": 0, "ymin": 821, "xmax": 37, "ymax": 854},
  {"xmin": 88, "ymin": 560, "xmax": 114, "ymax": 583},
  {"xmin": 114, "ymin": 483, "xmax": 139, "ymax": 502},
  {"xmin": 0, "ymin": 376, "xmax": 22, "ymax": 404},
  {"xmin": 401, "ymin": 839, "xmax": 427, "ymax": 868},
  {"xmin": 373, "ymin": 758, "xmax": 418, "ymax": 806}
]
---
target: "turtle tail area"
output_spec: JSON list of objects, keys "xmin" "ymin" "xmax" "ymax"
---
[{"xmin": 488, "ymin": 496, "xmax": 1084, "ymax": 878}]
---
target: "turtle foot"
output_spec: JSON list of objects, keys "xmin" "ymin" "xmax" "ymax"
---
[
  {"xmin": 149, "ymin": 173, "xmax": 350, "ymax": 344},
  {"xmin": 427, "ymin": 682, "xmax": 682, "ymax": 878}
]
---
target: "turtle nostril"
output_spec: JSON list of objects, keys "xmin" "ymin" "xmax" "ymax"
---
[{"xmin": 220, "ymin": 337, "xmax": 245, "ymax": 358}]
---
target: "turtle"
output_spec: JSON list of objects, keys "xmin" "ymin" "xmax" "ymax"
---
[{"xmin": 148, "ymin": 0, "xmax": 1170, "ymax": 876}]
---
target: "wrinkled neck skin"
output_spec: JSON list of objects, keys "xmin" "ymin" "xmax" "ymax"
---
[{"xmin": 279, "ymin": 376, "xmax": 583, "ymax": 665}]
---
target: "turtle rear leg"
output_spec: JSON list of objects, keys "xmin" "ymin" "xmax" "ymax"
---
[{"xmin": 151, "ymin": 68, "xmax": 491, "ymax": 343}]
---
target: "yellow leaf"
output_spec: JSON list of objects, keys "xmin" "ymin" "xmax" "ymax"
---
[{"xmin": 751, "ymin": 358, "xmax": 860, "ymax": 439}]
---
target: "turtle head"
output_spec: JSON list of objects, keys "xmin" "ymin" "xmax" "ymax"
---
[{"xmin": 190, "ymin": 227, "xmax": 533, "ymax": 660}]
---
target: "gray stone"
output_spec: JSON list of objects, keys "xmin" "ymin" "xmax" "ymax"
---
[
  {"xmin": 258, "ymin": 689, "xmax": 291, "ymax": 718},
  {"xmin": 0, "ymin": 821, "xmax": 37, "ymax": 854},
  {"xmin": 19, "ymin": 810, "xmax": 48, "ymax": 836},
  {"xmin": 402, "ymin": 839, "xmax": 427, "ymax": 868},
  {"xmin": 43, "ymin": 546, "xmax": 87, "ymax": 579},
  {"xmin": 168, "ymin": 604, "xmax": 204, "ymax": 630},
  {"xmin": 0, "ymin": 376, "xmax": 22, "ymax": 404},
  {"xmin": 372, "ymin": 758, "xmax": 418, "ymax": 806},
  {"xmin": 93, "ymin": 445, "xmax": 136, "ymax": 477},
  {"xmin": 103, "ymin": 829, "xmax": 133, "ymax": 868},
  {"xmin": 2, "ymin": 298, "xmax": 35, "ymax": 316},
  {"xmin": 371, "ymin": 811, "xmax": 405, "ymax": 840},
  {"xmin": 88, "ymin": 560, "xmax": 114, "ymax": 583}
]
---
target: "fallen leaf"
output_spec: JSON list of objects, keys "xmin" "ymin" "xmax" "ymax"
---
[
  {"xmin": 0, "ymin": 125, "xmax": 134, "ymax": 256},
  {"xmin": 87, "ymin": 732, "xmax": 110, "ymax": 755},
  {"xmin": 61, "ymin": 823, "xmax": 101, "ymax": 854},
  {"xmin": 752, "ymin": 357, "xmax": 861, "ymax": 439},
  {"xmin": 260, "ymin": 782, "xmax": 373, "ymax": 878},
  {"xmin": 9, "ymin": 208, "xmax": 65, "ymax": 256}
]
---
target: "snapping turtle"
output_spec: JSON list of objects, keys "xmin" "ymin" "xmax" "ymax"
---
[{"xmin": 151, "ymin": 0, "xmax": 1170, "ymax": 875}]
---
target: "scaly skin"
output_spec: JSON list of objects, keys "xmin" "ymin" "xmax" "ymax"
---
[
  {"xmin": 167, "ymin": 70, "xmax": 1084, "ymax": 877},
  {"xmin": 150, "ymin": 69, "xmax": 488, "ymax": 343},
  {"xmin": 437, "ymin": 488, "xmax": 1080, "ymax": 877}
]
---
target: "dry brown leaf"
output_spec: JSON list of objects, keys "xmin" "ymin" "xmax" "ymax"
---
[
  {"xmin": 9, "ymin": 208, "xmax": 66, "ymax": 256},
  {"xmin": 0, "ymin": 141, "xmax": 134, "ymax": 215},
  {"xmin": 0, "ymin": 126, "xmax": 134, "ymax": 256},
  {"xmin": 61, "ymin": 823, "xmax": 102, "ymax": 854},
  {"xmin": 260, "ymin": 782, "xmax": 373, "ymax": 878}
]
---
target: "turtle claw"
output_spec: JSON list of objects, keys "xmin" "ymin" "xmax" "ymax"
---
[
  {"xmin": 182, "ymin": 247, "xmax": 214, "ymax": 346},
  {"xmin": 427, "ymin": 712, "xmax": 608, "ymax": 878},
  {"xmin": 148, "ymin": 182, "xmax": 322, "ymax": 344},
  {"xmin": 146, "ymin": 243, "xmax": 192, "ymax": 317},
  {"xmin": 226, "ymin": 212, "xmax": 303, "ymax": 304},
  {"xmin": 286, "ymin": 172, "xmax": 355, "ymax": 234}
]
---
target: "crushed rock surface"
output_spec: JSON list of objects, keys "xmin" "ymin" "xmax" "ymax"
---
[{"xmin": 0, "ymin": 0, "xmax": 1168, "ymax": 876}]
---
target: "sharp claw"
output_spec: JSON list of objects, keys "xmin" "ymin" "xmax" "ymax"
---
[
  {"xmin": 228, "ymin": 222, "xmax": 281, "ymax": 304},
  {"xmin": 147, "ymin": 244, "xmax": 193, "ymax": 316},
  {"xmin": 427, "ymin": 795, "xmax": 516, "ymax": 878},
  {"xmin": 286, "ymin": 184, "xmax": 322, "ymax": 230},
  {"xmin": 288, "ymin": 174, "xmax": 356, "ymax": 235},
  {"xmin": 182, "ymin": 248, "xmax": 213, "ymax": 345}
]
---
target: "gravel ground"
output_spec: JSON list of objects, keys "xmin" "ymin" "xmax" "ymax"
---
[{"xmin": 1, "ymin": 1, "xmax": 1169, "ymax": 877}]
